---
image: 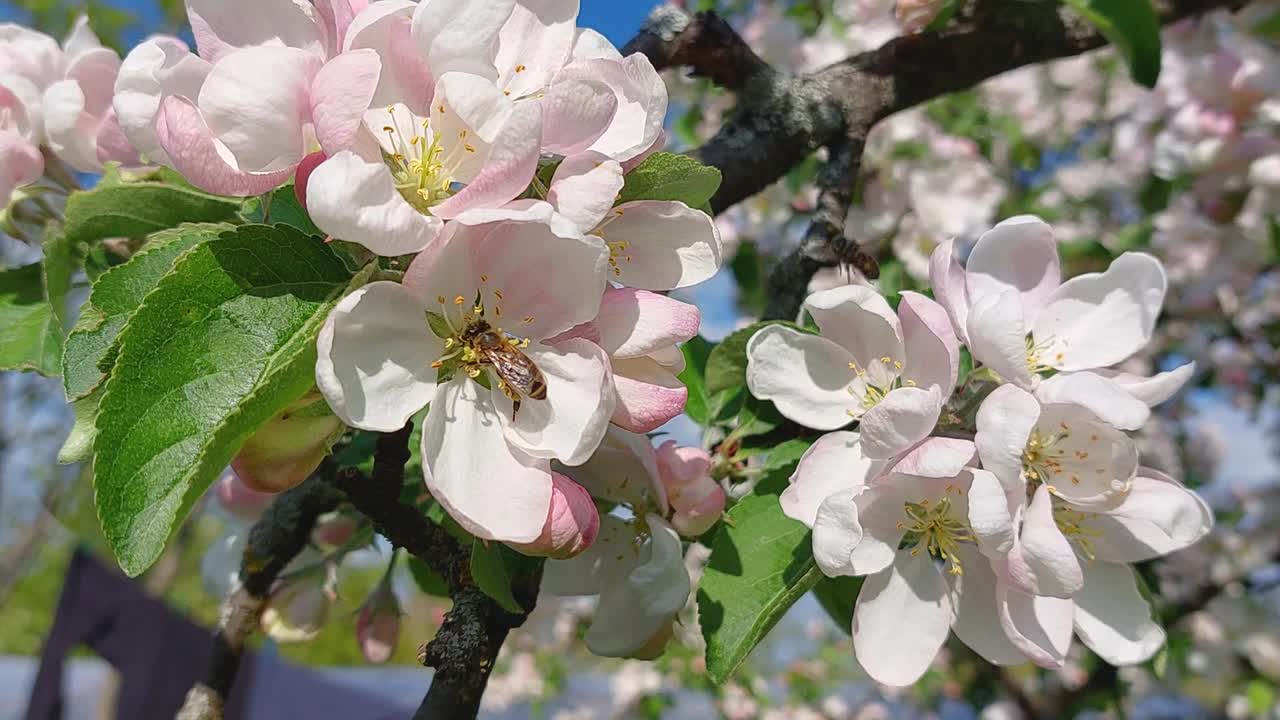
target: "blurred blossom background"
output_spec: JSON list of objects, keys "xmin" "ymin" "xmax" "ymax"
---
[{"xmin": 2, "ymin": 0, "xmax": 1280, "ymax": 719}]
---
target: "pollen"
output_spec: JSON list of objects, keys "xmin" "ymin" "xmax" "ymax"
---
[
  {"xmin": 515, "ymin": 63, "xmax": 527, "ymax": 72},
  {"xmin": 899, "ymin": 496, "xmax": 974, "ymax": 576},
  {"xmin": 454, "ymin": 295, "xmax": 465, "ymax": 305}
]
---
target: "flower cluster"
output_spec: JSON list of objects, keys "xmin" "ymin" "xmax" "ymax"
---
[
  {"xmin": 77, "ymin": 0, "xmax": 730, "ymax": 661},
  {"xmin": 746, "ymin": 216, "xmax": 1213, "ymax": 685},
  {"xmin": 0, "ymin": 18, "xmax": 144, "ymax": 207}
]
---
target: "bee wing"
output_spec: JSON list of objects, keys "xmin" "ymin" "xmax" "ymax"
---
[{"xmin": 482, "ymin": 346, "xmax": 544, "ymax": 398}]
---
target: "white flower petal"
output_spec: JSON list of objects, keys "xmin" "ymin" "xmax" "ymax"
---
[
  {"xmin": 1007, "ymin": 485, "xmax": 1083, "ymax": 598},
  {"xmin": 422, "ymin": 379, "xmax": 553, "ymax": 543},
  {"xmin": 411, "ymin": 0, "xmax": 516, "ymax": 80},
  {"xmin": 316, "ymin": 282, "xmax": 439, "ymax": 431},
  {"xmin": 883, "ymin": 437, "xmax": 976, "ymax": 479},
  {"xmin": 967, "ymin": 468, "xmax": 1014, "ymax": 556},
  {"xmin": 1074, "ymin": 561, "xmax": 1165, "ymax": 665},
  {"xmin": 853, "ymin": 551, "xmax": 953, "ymax": 686},
  {"xmin": 745, "ymin": 326, "xmax": 855, "ymax": 431},
  {"xmin": 803, "ymin": 285, "xmax": 904, "ymax": 367},
  {"xmin": 929, "ymin": 238, "xmax": 970, "ymax": 345},
  {"xmin": 899, "ymin": 290, "xmax": 959, "ymax": 394},
  {"xmin": 812, "ymin": 488, "xmax": 864, "ymax": 577},
  {"xmin": 858, "ymin": 385, "xmax": 943, "ymax": 460},
  {"xmin": 548, "ymin": 152, "xmax": 623, "ymax": 235},
  {"xmin": 1032, "ymin": 252, "xmax": 1167, "ymax": 371},
  {"xmin": 967, "ymin": 290, "xmax": 1035, "ymax": 389},
  {"xmin": 966, "ymin": 215, "xmax": 1061, "ymax": 316},
  {"xmin": 307, "ymin": 150, "xmax": 442, "ymax": 255},
  {"xmin": 586, "ymin": 515, "xmax": 690, "ymax": 658},
  {"xmin": 996, "ymin": 580, "xmax": 1073, "ymax": 669},
  {"xmin": 949, "ymin": 545, "xmax": 1026, "ymax": 665},
  {"xmin": 1091, "ymin": 468, "xmax": 1213, "ymax": 563},
  {"xmin": 1093, "ymin": 362, "xmax": 1195, "ymax": 407},
  {"xmin": 975, "ymin": 384, "xmax": 1040, "ymax": 493},
  {"xmin": 495, "ymin": 338, "xmax": 614, "ymax": 466},
  {"xmin": 780, "ymin": 431, "xmax": 876, "ymax": 527},
  {"xmin": 600, "ymin": 200, "xmax": 722, "ymax": 291},
  {"xmin": 1035, "ymin": 372, "xmax": 1150, "ymax": 431}
]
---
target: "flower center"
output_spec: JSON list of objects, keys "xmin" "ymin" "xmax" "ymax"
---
[
  {"xmin": 593, "ymin": 208, "xmax": 632, "ymax": 278},
  {"xmin": 1052, "ymin": 504, "xmax": 1104, "ymax": 560},
  {"xmin": 1025, "ymin": 333, "xmax": 1065, "ymax": 374},
  {"xmin": 1021, "ymin": 426, "xmax": 1070, "ymax": 485},
  {"xmin": 846, "ymin": 356, "xmax": 915, "ymax": 416},
  {"xmin": 426, "ymin": 286, "xmax": 543, "ymax": 404},
  {"xmin": 380, "ymin": 106, "xmax": 474, "ymax": 215},
  {"xmin": 896, "ymin": 490, "xmax": 973, "ymax": 575}
]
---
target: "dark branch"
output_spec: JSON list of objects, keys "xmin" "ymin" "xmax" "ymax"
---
[
  {"xmin": 629, "ymin": 0, "xmax": 1244, "ymax": 319},
  {"xmin": 329, "ymin": 424, "xmax": 542, "ymax": 720},
  {"xmin": 177, "ymin": 471, "xmax": 343, "ymax": 720}
]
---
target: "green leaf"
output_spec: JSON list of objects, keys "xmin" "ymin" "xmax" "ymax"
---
[
  {"xmin": 1063, "ymin": 0, "xmax": 1162, "ymax": 88},
  {"xmin": 93, "ymin": 224, "xmax": 368, "ymax": 576},
  {"xmin": 1256, "ymin": 7, "xmax": 1280, "ymax": 36},
  {"xmin": 426, "ymin": 311, "xmax": 453, "ymax": 339},
  {"xmin": 618, "ymin": 152, "xmax": 722, "ymax": 208},
  {"xmin": 733, "ymin": 395, "xmax": 784, "ymax": 441},
  {"xmin": 678, "ymin": 336, "xmax": 715, "ymax": 426},
  {"xmin": 1247, "ymin": 679, "xmax": 1276, "ymax": 716},
  {"xmin": 239, "ymin": 184, "xmax": 323, "ymax": 238},
  {"xmin": 0, "ymin": 262, "xmax": 62, "ymax": 375},
  {"xmin": 58, "ymin": 386, "xmax": 103, "ymax": 464},
  {"xmin": 63, "ymin": 175, "xmax": 241, "ymax": 246},
  {"xmin": 470, "ymin": 540, "xmax": 522, "ymax": 613},
  {"xmin": 750, "ymin": 437, "xmax": 813, "ymax": 495},
  {"xmin": 62, "ymin": 223, "xmax": 233, "ymax": 400},
  {"xmin": 705, "ymin": 321, "xmax": 806, "ymax": 396},
  {"xmin": 698, "ymin": 494, "xmax": 821, "ymax": 683},
  {"xmin": 43, "ymin": 226, "xmax": 74, "ymax": 330},
  {"xmin": 811, "ymin": 575, "xmax": 863, "ymax": 635},
  {"xmin": 407, "ymin": 556, "xmax": 449, "ymax": 597}
]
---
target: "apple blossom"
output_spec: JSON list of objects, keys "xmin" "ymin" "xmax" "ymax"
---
[
  {"xmin": 930, "ymin": 215, "xmax": 1171, "ymax": 389},
  {"xmin": 543, "ymin": 153, "xmax": 724, "ymax": 291},
  {"xmin": 745, "ymin": 284, "xmax": 959, "ymax": 459},
  {"xmin": 113, "ymin": 0, "xmax": 379, "ymax": 195},
  {"xmin": 316, "ymin": 208, "xmax": 613, "ymax": 543},
  {"xmin": 781, "ymin": 432, "xmax": 1023, "ymax": 685},
  {"xmin": 553, "ymin": 284, "xmax": 701, "ymax": 432},
  {"xmin": 543, "ymin": 513, "xmax": 691, "ymax": 658}
]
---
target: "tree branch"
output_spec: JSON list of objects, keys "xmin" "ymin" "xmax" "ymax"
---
[
  {"xmin": 630, "ymin": 0, "xmax": 1244, "ymax": 319},
  {"xmin": 176, "ymin": 471, "xmax": 343, "ymax": 720},
  {"xmin": 329, "ymin": 424, "xmax": 542, "ymax": 720}
]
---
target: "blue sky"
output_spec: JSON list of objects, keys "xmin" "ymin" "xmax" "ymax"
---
[{"xmin": 0, "ymin": 1, "xmax": 659, "ymax": 48}]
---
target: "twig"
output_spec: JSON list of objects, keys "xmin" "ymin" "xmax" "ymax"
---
[
  {"xmin": 328, "ymin": 424, "xmax": 543, "ymax": 720},
  {"xmin": 628, "ymin": 0, "xmax": 1244, "ymax": 319},
  {"xmin": 176, "ymin": 470, "xmax": 343, "ymax": 720}
]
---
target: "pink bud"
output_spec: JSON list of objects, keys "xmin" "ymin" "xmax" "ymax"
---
[
  {"xmin": 293, "ymin": 151, "xmax": 327, "ymax": 210},
  {"xmin": 231, "ymin": 391, "xmax": 344, "ymax": 493},
  {"xmin": 261, "ymin": 566, "xmax": 337, "ymax": 643},
  {"xmin": 656, "ymin": 441, "xmax": 726, "ymax": 537},
  {"xmin": 511, "ymin": 473, "xmax": 600, "ymax": 559},
  {"xmin": 214, "ymin": 470, "xmax": 276, "ymax": 521},
  {"xmin": 356, "ymin": 581, "xmax": 402, "ymax": 664}
]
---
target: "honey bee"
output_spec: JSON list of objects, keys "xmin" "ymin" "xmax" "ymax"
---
[{"xmin": 462, "ymin": 320, "xmax": 547, "ymax": 413}]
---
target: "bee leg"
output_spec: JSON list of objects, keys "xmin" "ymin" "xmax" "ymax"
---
[{"xmin": 512, "ymin": 398, "xmax": 521, "ymax": 420}]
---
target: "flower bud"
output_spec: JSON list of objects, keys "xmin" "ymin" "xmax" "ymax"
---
[
  {"xmin": 356, "ymin": 580, "xmax": 402, "ymax": 664},
  {"xmin": 261, "ymin": 565, "xmax": 337, "ymax": 643},
  {"xmin": 510, "ymin": 473, "xmax": 600, "ymax": 559},
  {"xmin": 294, "ymin": 151, "xmax": 327, "ymax": 210},
  {"xmin": 214, "ymin": 470, "xmax": 276, "ymax": 521},
  {"xmin": 656, "ymin": 441, "xmax": 725, "ymax": 537},
  {"xmin": 231, "ymin": 390, "xmax": 344, "ymax": 493}
]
